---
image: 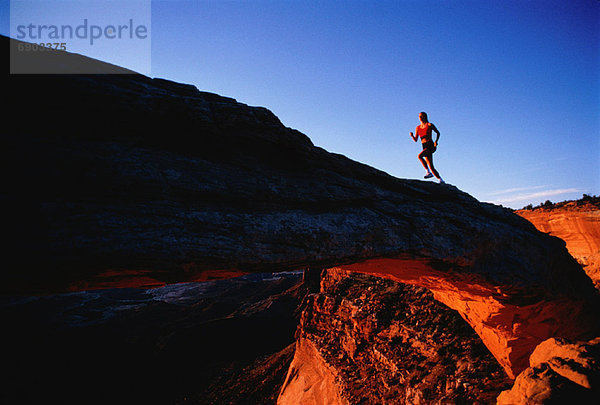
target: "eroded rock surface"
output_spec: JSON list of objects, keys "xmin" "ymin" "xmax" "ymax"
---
[
  {"xmin": 278, "ymin": 269, "xmax": 512, "ymax": 404},
  {"xmin": 497, "ymin": 337, "xmax": 600, "ymax": 404},
  {"xmin": 338, "ymin": 258, "xmax": 598, "ymax": 378}
]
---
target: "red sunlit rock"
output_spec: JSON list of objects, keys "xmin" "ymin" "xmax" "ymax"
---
[
  {"xmin": 278, "ymin": 269, "xmax": 512, "ymax": 404},
  {"xmin": 338, "ymin": 257, "xmax": 598, "ymax": 379},
  {"xmin": 497, "ymin": 336, "xmax": 600, "ymax": 404},
  {"xmin": 517, "ymin": 202, "xmax": 600, "ymax": 291}
]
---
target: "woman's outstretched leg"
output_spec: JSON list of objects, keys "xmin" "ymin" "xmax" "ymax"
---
[{"xmin": 418, "ymin": 150, "xmax": 433, "ymax": 177}]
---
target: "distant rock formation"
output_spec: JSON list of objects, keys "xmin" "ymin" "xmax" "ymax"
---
[
  {"xmin": 517, "ymin": 200, "xmax": 600, "ymax": 291},
  {"xmin": 5, "ymin": 35, "xmax": 600, "ymax": 402}
]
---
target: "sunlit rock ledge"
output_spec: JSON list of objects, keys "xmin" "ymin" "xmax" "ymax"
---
[{"xmin": 336, "ymin": 258, "xmax": 597, "ymax": 379}]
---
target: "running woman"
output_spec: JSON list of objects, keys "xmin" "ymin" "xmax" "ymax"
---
[{"xmin": 410, "ymin": 112, "xmax": 445, "ymax": 184}]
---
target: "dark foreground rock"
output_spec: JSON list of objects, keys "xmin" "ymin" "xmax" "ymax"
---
[{"xmin": 1, "ymin": 272, "xmax": 305, "ymax": 405}]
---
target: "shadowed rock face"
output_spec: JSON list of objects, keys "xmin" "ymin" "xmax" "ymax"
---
[
  {"xmin": 517, "ymin": 202, "xmax": 600, "ymax": 291},
  {"xmin": 1, "ymin": 272, "xmax": 305, "ymax": 405},
  {"xmin": 5, "ymin": 36, "xmax": 600, "ymax": 393}
]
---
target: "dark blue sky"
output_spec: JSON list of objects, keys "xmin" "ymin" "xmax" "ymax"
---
[{"xmin": 5, "ymin": 0, "xmax": 599, "ymax": 208}]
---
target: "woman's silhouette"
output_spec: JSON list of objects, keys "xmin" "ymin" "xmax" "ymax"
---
[{"xmin": 410, "ymin": 112, "xmax": 445, "ymax": 184}]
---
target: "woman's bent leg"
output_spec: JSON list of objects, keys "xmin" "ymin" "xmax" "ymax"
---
[
  {"xmin": 424, "ymin": 154, "xmax": 440, "ymax": 179},
  {"xmin": 418, "ymin": 150, "xmax": 431, "ymax": 171}
]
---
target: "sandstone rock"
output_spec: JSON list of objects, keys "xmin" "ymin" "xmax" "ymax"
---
[
  {"xmin": 497, "ymin": 337, "xmax": 600, "ymax": 404},
  {"xmin": 529, "ymin": 337, "xmax": 600, "ymax": 390},
  {"xmin": 199, "ymin": 343, "xmax": 297, "ymax": 405},
  {"xmin": 278, "ymin": 269, "xmax": 512, "ymax": 404},
  {"xmin": 278, "ymin": 337, "xmax": 349, "ymax": 405},
  {"xmin": 336, "ymin": 258, "xmax": 599, "ymax": 379},
  {"xmin": 517, "ymin": 203, "xmax": 600, "ymax": 291}
]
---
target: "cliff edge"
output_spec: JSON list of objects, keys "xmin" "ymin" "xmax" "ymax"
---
[{"xmin": 517, "ymin": 199, "xmax": 600, "ymax": 291}]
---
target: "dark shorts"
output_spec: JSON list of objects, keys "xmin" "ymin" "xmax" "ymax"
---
[{"xmin": 421, "ymin": 140, "xmax": 436, "ymax": 154}]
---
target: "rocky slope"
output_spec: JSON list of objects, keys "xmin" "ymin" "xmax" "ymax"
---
[
  {"xmin": 4, "ymin": 37, "xmax": 595, "ymax": 295},
  {"xmin": 5, "ymin": 36, "xmax": 600, "ymax": 403},
  {"xmin": 517, "ymin": 200, "xmax": 600, "ymax": 291}
]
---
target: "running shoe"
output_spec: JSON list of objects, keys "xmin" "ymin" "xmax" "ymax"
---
[{"xmin": 424, "ymin": 173, "xmax": 433, "ymax": 179}]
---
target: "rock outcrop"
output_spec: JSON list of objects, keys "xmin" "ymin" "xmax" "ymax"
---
[
  {"xmin": 278, "ymin": 269, "xmax": 512, "ymax": 404},
  {"xmin": 497, "ymin": 336, "xmax": 600, "ymax": 404},
  {"xmin": 517, "ymin": 201, "xmax": 600, "ymax": 291},
  {"xmin": 5, "ymin": 36, "xmax": 600, "ymax": 401},
  {"xmin": 332, "ymin": 258, "xmax": 599, "ymax": 379}
]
